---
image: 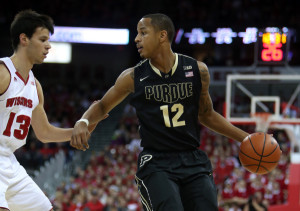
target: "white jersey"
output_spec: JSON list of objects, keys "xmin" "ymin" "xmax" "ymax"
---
[{"xmin": 0, "ymin": 57, "xmax": 39, "ymax": 155}]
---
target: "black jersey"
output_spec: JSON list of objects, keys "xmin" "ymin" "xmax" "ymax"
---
[{"xmin": 130, "ymin": 53, "xmax": 202, "ymax": 151}]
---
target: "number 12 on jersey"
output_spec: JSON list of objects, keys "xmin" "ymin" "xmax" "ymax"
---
[{"xmin": 160, "ymin": 103, "xmax": 186, "ymax": 127}]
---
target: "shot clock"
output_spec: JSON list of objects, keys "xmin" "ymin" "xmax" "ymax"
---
[{"xmin": 255, "ymin": 27, "xmax": 290, "ymax": 65}]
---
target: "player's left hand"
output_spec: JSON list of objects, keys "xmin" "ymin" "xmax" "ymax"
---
[
  {"xmin": 70, "ymin": 114, "xmax": 109, "ymax": 151},
  {"xmin": 71, "ymin": 121, "xmax": 90, "ymax": 151}
]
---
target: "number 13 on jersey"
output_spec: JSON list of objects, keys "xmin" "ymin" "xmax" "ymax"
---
[
  {"xmin": 160, "ymin": 103, "xmax": 186, "ymax": 127},
  {"xmin": 2, "ymin": 112, "xmax": 31, "ymax": 139}
]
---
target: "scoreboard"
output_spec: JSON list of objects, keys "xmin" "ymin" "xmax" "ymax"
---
[
  {"xmin": 256, "ymin": 27, "xmax": 289, "ymax": 65},
  {"xmin": 173, "ymin": 26, "xmax": 293, "ymax": 66}
]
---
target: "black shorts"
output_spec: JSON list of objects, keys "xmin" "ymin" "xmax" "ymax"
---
[{"xmin": 135, "ymin": 149, "xmax": 218, "ymax": 211}]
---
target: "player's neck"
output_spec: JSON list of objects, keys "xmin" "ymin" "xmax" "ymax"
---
[
  {"xmin": 10, "ymin": 52, "xmax": 33, "ymax": 82},
  {"xmin": 150, "ymin": 49, "xmax": 175, "ymax": 74}
]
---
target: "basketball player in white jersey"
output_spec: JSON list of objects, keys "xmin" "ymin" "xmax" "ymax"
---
[{"xmin": 0, "ymin": 10, "xmax": 100, "ymax": 211}]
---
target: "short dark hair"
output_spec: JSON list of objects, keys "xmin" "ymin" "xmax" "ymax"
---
[
  {"xmin": 10, "ymin": 9, "xmax": 54, "ymax": 51},
  {"xmin": 142, "ymin": 13, "xmax": 175, "ymax": 44}
]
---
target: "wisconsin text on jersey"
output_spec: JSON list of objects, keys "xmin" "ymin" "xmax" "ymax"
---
[
  {"xmin": 6, "ymin": 97, "xmax": 33, "ymax": 108},
  {"xmin": 145, "ymin": 82, "xmax": 193, "ymax": 103}
]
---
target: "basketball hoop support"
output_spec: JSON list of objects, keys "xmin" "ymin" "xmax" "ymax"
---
[
  {"xmin": 226, "ymin": 74, "xmax": 300, "ymax": 124},
  {"xmin": 250, "ymin": 96, "xmax": 280, "ymax": 116}
]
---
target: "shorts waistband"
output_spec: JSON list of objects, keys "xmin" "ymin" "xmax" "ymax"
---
[{"xmin": 142, "ymin": 148, "xmax": 202, "ymax": 157}]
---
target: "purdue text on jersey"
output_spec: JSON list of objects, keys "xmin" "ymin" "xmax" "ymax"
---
[{"xmin": 145, "ymin": 82, "xmax": 192, "ymax": 103}]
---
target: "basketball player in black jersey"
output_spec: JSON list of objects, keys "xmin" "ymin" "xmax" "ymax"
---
[{"xmin": 71, "ymin": 13, "xmax": 249, "ymax": 210}]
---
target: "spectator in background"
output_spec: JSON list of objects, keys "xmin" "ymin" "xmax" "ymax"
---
[
  {"xmin": 233, "ymin": 180, "xmax": 249, "ymax": 206},
  {"xmin": 243, "ymin": 192, "xmax": 268, "ymax": 211},
  {"xmin": 85, "ymin": 189, "xmax": 104, "ymax": 211},
  {"xmin": 69, "ymin": 194, "xmax": 85, "ymax": 211},
  {"xmin": 103, "ymin": 196, "xmax": 118, "ymax": 211}
]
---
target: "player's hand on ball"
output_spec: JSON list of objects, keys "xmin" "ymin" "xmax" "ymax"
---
[{"xmin": 239, "ymin": 132, "xmax": 282, "ymax": 174}]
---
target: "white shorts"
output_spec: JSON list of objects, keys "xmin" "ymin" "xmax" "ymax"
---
[{"xmin": 0, "ymin": 154, "xmax": 53, "ymax": 211}]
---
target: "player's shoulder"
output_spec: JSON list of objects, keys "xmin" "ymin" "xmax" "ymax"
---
[
  {"xmin": 34, "ymin": 77, "xmax": 42, "ymax": 88},
  {"xmin": 0, "ymin": 61, "xmax": 11, "ymax": 94},
  {"xmin": 177, "ymin": 53, "xmax": 199, "ymax": 65},
  {"xmin": 114, "ymin": 67, "xmax": 135, "ymax": 93},
  {"xmin": 116, "ymin": 67, "xmax": 135, "ymax": 86},
  {"xmin": 120, "ymin": 67, "xmax": 134, "ymax": 79},
  {"xmin": 33, "ymin": 77, "xmax": 45, "ymax": 103},
  {"xmin": 177, "ymin": 53, "xmax": 208, "ymax": 71},
  {"xmin": 0, "ymin": 60, "xmax": 9, "ymax": 74},
  {"xmin": 0, "ymin": 60, "xmax": 10, "ymax": 81},
  {"xmin": 177, "ymin": 53, "xmax": 195, "ymax": 61},
  {"xmin": 197, "ymin": 61, "xmax": 208, "ymax": 72}
]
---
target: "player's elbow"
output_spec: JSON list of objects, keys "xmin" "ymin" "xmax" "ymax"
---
[
  {"xmin": 198, "ymin": 109, "xmax": 217, "ymax": 125},
  {"xmin": 36, "ymin": 134, "xmax": 51, "ymax": 143},
  {"xmin": 198, "ymin": 115, "xmax": 211, "ymax": 126},
  {"xmin": 39, "ymin": 139, "xmax": 49, "ymax": 143},
  {"xmin": 33, "ymin": 128, "xmax": 51, "ymax": 143},
  {"xmin": 198, "ymin": 108, "xmax": 213, "ymax": 120}
]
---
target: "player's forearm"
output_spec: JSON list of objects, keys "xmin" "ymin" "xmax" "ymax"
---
[
  {"xmin": 199, "ymin": 111, "xmax": 249, "ymax": 142},
  {"xmin": 38, "ymin": 127, "xmax": 73, "ymax": 143},
  {"xmin": 81, "ymin": 100, "xmax": 106, "ymax": 125}
]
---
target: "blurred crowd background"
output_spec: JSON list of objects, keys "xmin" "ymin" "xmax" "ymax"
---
[
  {"xmin": 1, "ymin": 0, "xmax": 300, "ymax": 28},
  {"xmin": 1, "ymin": 0, "xmax": 300, "ymax": 66},
  {"xmin": 1, "ymin": 0, "xmax": 299, "ymax": 210}
]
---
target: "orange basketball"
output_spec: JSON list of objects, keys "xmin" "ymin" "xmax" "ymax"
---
[{"xmin": 239, "ymin": 132, "xmax": 282, "ymax": 174}]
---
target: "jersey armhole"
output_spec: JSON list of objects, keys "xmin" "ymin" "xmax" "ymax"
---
[
  {"xmin": 34, "ymin": 78, "xmax": 40, "ymax": 104},
  {"xmin": 0, "ymin": 62, "xmax": 12, "ymax": 96}
]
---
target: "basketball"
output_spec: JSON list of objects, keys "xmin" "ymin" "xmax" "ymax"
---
[{"xmin": 239, "ymin": 132, "xmax": 282, "ymax": 175}]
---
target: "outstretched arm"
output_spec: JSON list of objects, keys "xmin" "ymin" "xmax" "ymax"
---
[
  {"xmin": 31, "ymin": 79, "xmax": 73, "ymax": 143},
  {"xmin": 71, "ymin": 67, "xmax": 134, "ymax": 150},
  {"xmin": 197, "ymin": 61, "xmax": 248, "ymax": 142}
]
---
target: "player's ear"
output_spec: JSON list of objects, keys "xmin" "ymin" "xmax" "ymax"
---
[
  {"xmin": 19, "ymin": 33, "xmax": 29, "ymax": 46},
  {"xmin": 159, "ymin": 30, "xmax": 168, "ymax": 42}
]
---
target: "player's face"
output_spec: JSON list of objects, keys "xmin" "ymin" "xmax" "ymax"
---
[
  {"xmin": 135, "ymin": 18, "xmax": 161, "ymax": 58},
  {"xmin": 26, "ymin": 27, "xmax": 51, "ymax": 64}
]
